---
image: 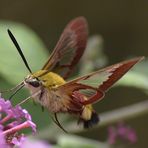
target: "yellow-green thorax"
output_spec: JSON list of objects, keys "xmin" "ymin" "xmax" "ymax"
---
[{"xmin": 32, "ymin": 70, "xmax": 66, "ymax": 89}]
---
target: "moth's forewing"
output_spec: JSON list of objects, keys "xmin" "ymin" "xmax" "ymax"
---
[
  {"xmin": 59, "ymin": 57, "xmax": 144, "ymax": 105},
  {"xmin": 98, "ymin": 57, "xmax": 144, "ymax": 92},
  {"xmin": 42, "ymin": 17, "xmax": 88, "ymax": 79}
]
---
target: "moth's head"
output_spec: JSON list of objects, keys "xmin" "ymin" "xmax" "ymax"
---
[
  {"xmin": 24, "ymin": 70, "xmax": 48, "ymax": 89},
  {"xmin": 24, "ymin": 75, "xmax": 41, "ymax": 88},
  {"xmin": 24, "ymin": 70, "xmax": 46, "ymax": 88}
]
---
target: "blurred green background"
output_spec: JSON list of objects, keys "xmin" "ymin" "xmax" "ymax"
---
[{"xmin": 0, "ymin": 0, "xmax": 148, "ymax": 148}]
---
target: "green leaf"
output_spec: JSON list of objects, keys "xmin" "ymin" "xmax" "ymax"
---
[{"xmin": 0, "ymin": 21, "xmax": 48, "ymax": 84}]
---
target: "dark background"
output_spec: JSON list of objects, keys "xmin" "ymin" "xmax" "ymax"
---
[{"xmin": 0, "ymin": 0, "xmax": 147, "ymax": 62}]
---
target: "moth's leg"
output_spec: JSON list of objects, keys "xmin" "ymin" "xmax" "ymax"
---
[{"xmin": 53, "ymin": 113, "xmax": 68, "ymax": 133}]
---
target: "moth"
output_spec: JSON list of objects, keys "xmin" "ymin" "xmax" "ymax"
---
[{"xmin": 5, "ymin": 17, "xmax": 143, "ymax": 131}]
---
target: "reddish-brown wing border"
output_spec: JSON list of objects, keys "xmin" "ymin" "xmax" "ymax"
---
[
  {"xmin": 59, "ymin": 57, "xmax": 144, "ymax": 105},
  {"xmin": 42, "ymin": 17, "xmax": 88, "ymax": 79}
]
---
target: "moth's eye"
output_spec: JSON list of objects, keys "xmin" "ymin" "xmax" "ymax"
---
[{"xmin": 28, "ymin": 78, "xmax": 40, "ymax": 87}]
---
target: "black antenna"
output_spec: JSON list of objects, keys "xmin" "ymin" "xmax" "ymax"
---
[{"xmin": 7, "ymin": 29, "xmax": 32, "ymax": 73}]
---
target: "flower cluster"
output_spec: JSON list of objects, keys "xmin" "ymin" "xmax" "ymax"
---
[
  {"xmin": 0, "ymin": 97, "xmax": 36, "ymax": 147},
  {"xmin": 108, "ymin": 122, "xmax": 137, "ymax": 145}
]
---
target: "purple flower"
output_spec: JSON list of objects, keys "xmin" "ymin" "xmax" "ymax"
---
[
  {"xmin": 0, "ymin": 130, "xmax": 6, "ymax": 148},
  {"xmin": 20, "ymin": 138, "xmax": 51, "ymax": 148},
  {"xmin": 117, "ymin": 123, "xmax": 127, "ymax": 137},
  {"xmin": 11, "ymin": 135, "xmax": 26, "ymax": 147},
  {"xmin": 108, "ymin": 126, "xmax": 117, "ymax": 144},
  {"xmin": 0, "ymin": 97, "xmax": 37, "ymax": 147},
  {"xmin": 126, "ymin": 128, "xmax": 137, "ymax": 143},
  {"xmin": 0, "ymin": 98, "xmax": 11, "ymax": 112},
  {"xmin": 107, "ymin": 122, "xmax": 137, "ymax": 145}
]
